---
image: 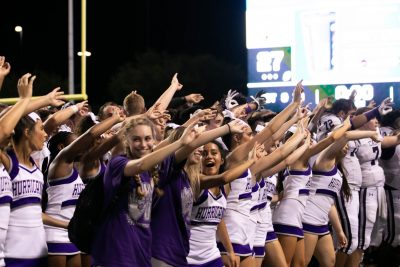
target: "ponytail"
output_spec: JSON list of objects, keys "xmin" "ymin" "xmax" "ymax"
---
[{"xmin": 337, "ymin": 163, "xmax": 351, "ymax": 202}]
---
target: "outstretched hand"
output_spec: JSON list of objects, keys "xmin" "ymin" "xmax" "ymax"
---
[
  {"xmin": 46, "ymin": 88, "xmax": 66, "ymax": 107},
  {"xmin": 171, "ymin": 73, "xmax": 183, "ymax": 90},
  {"xmin": 292, "ymin": 80, "xmax": 304, "ymax": 103},
  {"xmin": 17, "ymin": 73, "xmax": 35, "ymax": 99},
  {"xmin": 228, "ymin": 119, "xmax": 245, "ymax": 134},
  {"xmin": 379, "ymin": 97, "xmax": 393, "ymax": 116},
  {"xmin": 180, "ymin": 121, "xmax": 199, "ymax": 146},
  {"xmin": 0, "ymin": 56, "xmax": 11, "ymax": 78}
]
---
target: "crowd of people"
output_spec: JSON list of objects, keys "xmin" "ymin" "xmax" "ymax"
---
[{"xmin": 0, "ymin": 55, "xmax": 399, "ymax": 267}]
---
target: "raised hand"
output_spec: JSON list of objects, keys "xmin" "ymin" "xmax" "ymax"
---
[
  {"xmin": 367, "ymin": 99, "xmax": 376, "ymax": 108},
  {"xmin": 17, "ymin": 73, "xmax": 35, "ymax": 99},
  {"xmin": 225, "ymin": 89, "xmax": 239, "ymax": 109},
  {"xmin": 227, "ymin": 119, "xmax": 245, "ymax": 134},
  {"xmin": 147, "ymin": 103, "xmax": 163, "ymax": 120},
  {"xmin": 75, "ymin": 100, "xmax": 89, "ymax": 112},
  {"xmin": 378, "ymin": 97, "xmax": 393, "ymax": 116},
  {"xmin": 371, "ymin": 128, "xmax": 383, "ymax": 143},
  {"xmin": 299, "ymin": 117, "xmax": 310, "ymax": 134},
  {"xmin": 171, "ymin": 73, "xmax": 183, "ymax": 90},
  {"xmin": 250, "ymin": 89, "xmax": 267, "ymax": 110},
  {"xmin": 46, "ymin": 87, "xmax": 66, "ymax": 107},
  {"xmin": 185, "ymin": 93, "xmax": 204, "ymax": 104},
  {"xmin": 343, "ymin": 116, "xmax": 351, "ymax": 130},
  {"xmin": 294, "ymin": 107, "xmax": 308, "ymax": 121},
  {"xmin": 349, "ymin": 89, "xmax": 357, "ymax": 102},
  {"xmin": 250, "ymin": 141, "xmax": 262, "ymax": 161},
  {"xmin": 193, "ymin": 109, "xmax": 217, "ymax": 122},
  {"xmin": 180, "ymin": 122, "xmax": 199, "ymax": 146},
  {"xmin": 292, "ymin": 80, "xmax": 304, "ymax": 103},
  {"xmin": 0, "ymin": 56, "xmax": 11, "ymax": 78},
  {"xmin": 110, "ymin": 108, "xmax": 124, "ymax": 123}
]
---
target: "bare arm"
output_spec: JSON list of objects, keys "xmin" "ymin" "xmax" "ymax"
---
[
  {"xmin": 251, "ymin": 125, "xmax": 306, "ymax": 175},
  {"xmin": 151, "ymin": 73, "xmax": 182, "ymax": 112},
  {"xmin": 44, "ymin": 101, "xmax": 88, "ymax": 134},
  {"xmin": 175, "ymin": 120, "xmax": 244, "ymax": 163},
  {"xmin": 124, "ymin": 123, "xmax": 197, "ymax": 176},
  {"xmin": 217, "ymin": 219, "xmax": 237, "ymax": 267},
  {"xmin": 308, "ymin": 98, "xmax": 330, "ymax": 133},
  {"xmin": 315, "ymin": 130, "xmax": 379, "ymax": 170},
  {"xmin": 57, "ymin": 113, "xmax": 122, "ymax": 164},
  {"xmin": 0, "ymin": 56, "xmax": 11, "ymax": 90},
  {"xmin": 350, "ymin": 98, "xmax": 393, "ymax": 129},
  {"xmin": 81, "ymin": 132, "xmax": 121, "ymax": 163},
  {"xmin": 42, "ymin": 213, "xmax": 69, "ymax": 229},
  {"xmin": 261, "ymin": 135, "xmax": 310, "ymax": 177},
  {"xmin": 25, "ymin": 87, "xmax": 66, "ymax": 114},
  {"xmin": 381, "ymin": 133, "xmax": 400, "ymax": 148},
  {"xmin": 199, "ymin": 158, "xmax": 255, "ymax": 190},
  {"xmin": 329, "ymin": 205, "xmax": 347, "ymax": 248},
  {"xmin": 303, "ymin": 117, "xmax": 351, "ymax": 159},
  {"xmin": 0, "ymin": 73, "xmax": 33, "ymax": 142},
  {"xmin": 227, "ymin": 81, "xmax": 303, "ymax": 164}
]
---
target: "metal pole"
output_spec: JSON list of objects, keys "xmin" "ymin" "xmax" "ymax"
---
[
  {"xmin": 81, "ymin": 0, "xmax": 87, "ymax": 96},
  {"xmin": 68, "ymin": 0, "xmax": 74, "ymax": 95}
]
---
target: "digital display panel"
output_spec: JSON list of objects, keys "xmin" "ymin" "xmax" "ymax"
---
[{"xmin": 246, "ymin": 0, "xmax": 400, "ymax": 110}]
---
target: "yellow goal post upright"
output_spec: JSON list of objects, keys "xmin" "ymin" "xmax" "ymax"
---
[{"xmin": 0, "ymin": 0, "xmax": 88, "ymax": 105}]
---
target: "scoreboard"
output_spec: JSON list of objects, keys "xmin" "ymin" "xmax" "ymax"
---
[{"xmin": 246, "ymin": 0, "xmax": 400, "ymax": 110}]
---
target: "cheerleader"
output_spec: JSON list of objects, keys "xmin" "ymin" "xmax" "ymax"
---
[
  {"xmin": 44, "ymin": 112, "xmax": 121, "ymax": 266},
  {"xmin": 187, "ymin": 141, "xmax": 256, "ymax": 267},
  {"xmin": 302, "ymin": 124, "xmax": 381, "ymax": 267},
  {"xmin": 1, "ymin": 111, "xmax": 48, "ymax": 266},
  {"xmin": 0, "ymin": 73, "xmax": 33, "ymax": 266}
]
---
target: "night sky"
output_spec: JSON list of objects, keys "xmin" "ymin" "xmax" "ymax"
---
[{"xmin": 1, "ymin": 0, "xmax": 246, "ymax": 109}]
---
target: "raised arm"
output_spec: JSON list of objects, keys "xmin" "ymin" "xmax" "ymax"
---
[
  {"xmin": 0, "ymin": 73, "xmax": 33, "ymax": 142},
  {"xmin": 25, "ymin": 87, "xmax": 66, "ymax": 113},
  {"xmin": 199, "ymin": 156, "xmax": 255, "ymax": 190},
  {"xmin": 303, "ymin": 117, "xmax": 351, "ymax": 160},
  {"xmin": 227, "ymin": 81, "xmax": 303, "ymax": 164},
  {"xmin": 175, "ymin": 120, "xmax": 244, "ymax": 163},
  {"xmin": 56, "ymin": 112, "xmax": 122, "ymax": 164},
  {"xmin": 81, "ymin": 129, "xmax": 122, "ymax": 163},
  {"xmin": 263, "ymin": 106, "xmax": 307, "ymax": 150},
  {"xmin": 350, "ymin": 98, "xmax": 393, "ymax": 129},
  {"xmin": 308, "ymin": 97, "xmax": 331, "ymax": 133},
  {"xmin": 151, "ymin": 73, "xmax": 183, "ymax": 112},
  {"xmin": 124, "ymin": 122, "xmax": 197, "ymax": 176},
  {"xmin": 259, "ymin": 80, "xmax": 303, "ymax": 136},
  {"xmin": 251, "ymin": 121, "xmax": 307, "ymax": 175},
  {"xmin": 261, "ymin": 134, "xmax": 311, "ymax": 177},
  {"xmin": 381, "ymin": 132, "xmax": 400, "ymax": 148},
  {"xmin": 44, "ymin": 101, "xmax": 88, "ymax": 134},
  {"xmin": 316, "ymin": 130, "xmax": 380, "ymax": 167},
  {"xmin": 0, "ymin": 56, "xmax": 11, "ymax": 90}
]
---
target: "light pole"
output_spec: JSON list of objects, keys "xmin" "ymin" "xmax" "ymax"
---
[{"xmin": 14, "ymin": 26, "xmax": 23, "ymax": 63}]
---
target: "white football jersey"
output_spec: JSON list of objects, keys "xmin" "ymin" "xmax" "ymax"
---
[
  {"xmin": 317, "ymin": 113, "xmax": 342, "ymax": 142},
  {"xmin": 379, "ymin": 127, "xmax": 400, "ymax": 189},
  {"xmin": 356, "ymin": 137, "xmax": 385, "ymax": 187}
]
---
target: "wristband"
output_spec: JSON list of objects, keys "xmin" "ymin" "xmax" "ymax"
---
[
  {"xmin": 70, "ymin": 105, "xmax": 79, "ymax": 113},
  {"xmin": 365, "ymin": 107, "xmax": 380, "ymax": 121},
  {"xmin": 245, "ymin": 104, "xmax": 253, "ymax": 114},
  {"xmin": 227, "ymin": 123, "xmax": 231, "ymax": 134}
]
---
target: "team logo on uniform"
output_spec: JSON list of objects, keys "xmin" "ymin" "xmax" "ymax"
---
[{"xmin": 127, "ymin": 182, "xmax": 153, "ymax": 228}]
